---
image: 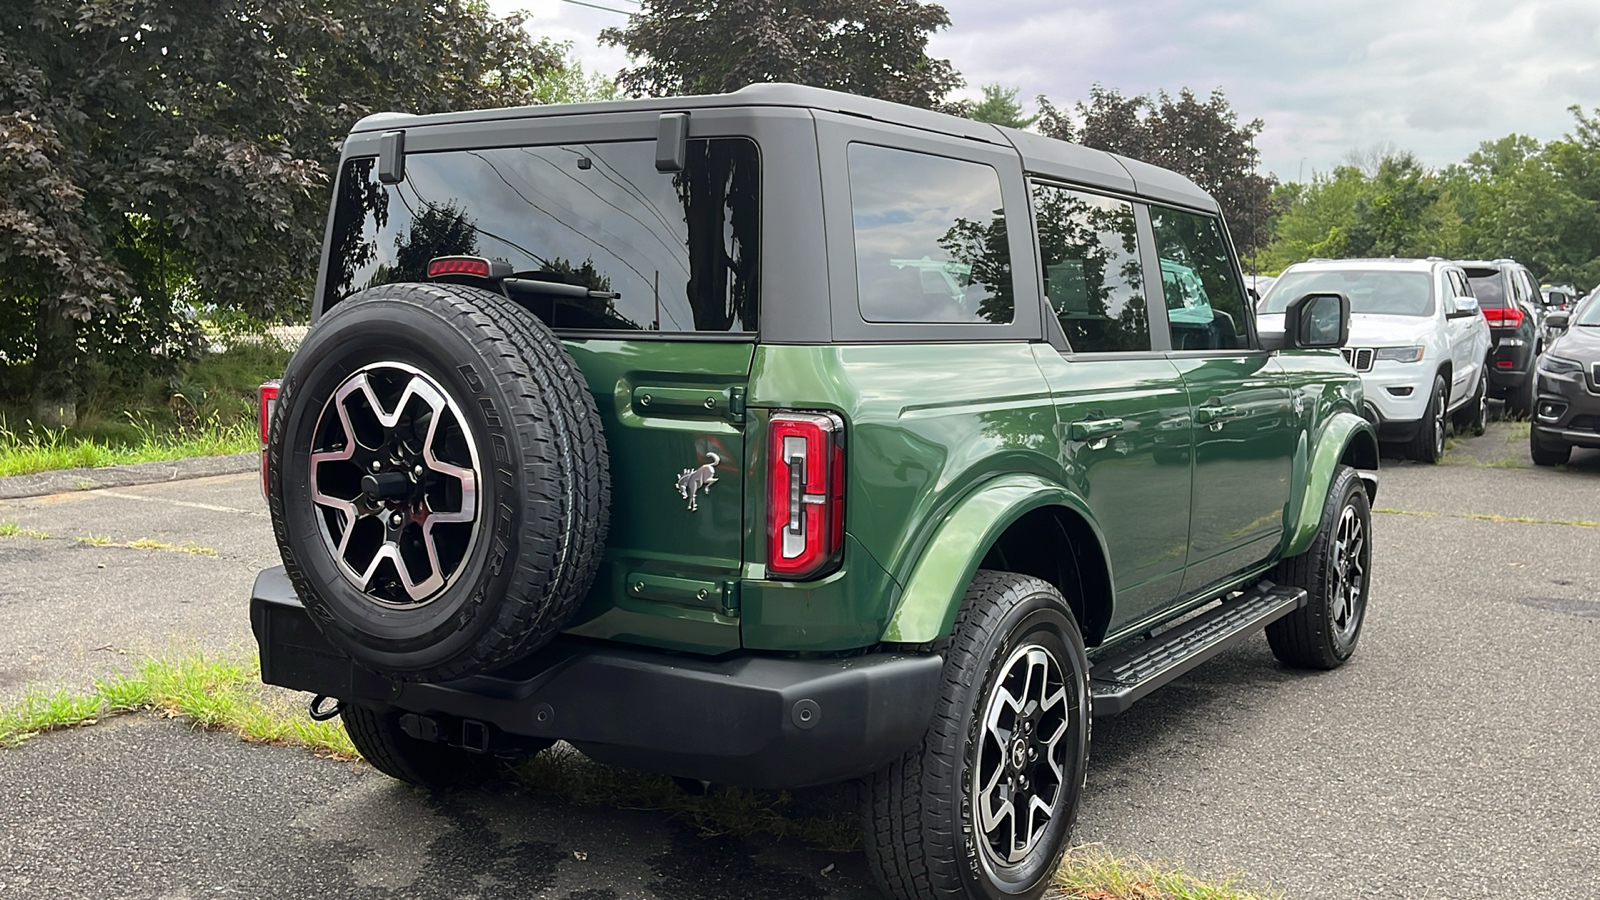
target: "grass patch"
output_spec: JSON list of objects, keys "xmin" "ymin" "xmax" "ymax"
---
[
  {"xmin": 0, "ymin": 654, "xmax": 354, "ymax": 757},
  {"xmin": 1055, "ymin": 846, "xmax": 1278, "ymax": 899},
  {"xmin": 0, "ymin": 521, "xmax": 49, "ymax": 539},
  {"xmin": 1375, "ymin": 508, "xmax": 1600, "ymax": 529},
  {"xmin": 1507, "ymin": 422, "xmax": 1532, "ymax": 441},
  {"xmin": 123, "ymin": 537, "xmax": 217, "ymax": 555},
  {"xmin": 0, "ymin": 342, "xmax": 289, "ymax": 478},
  {"xmin": 509, "ymin": 746, "xmax": 862, "ymax": 851}
]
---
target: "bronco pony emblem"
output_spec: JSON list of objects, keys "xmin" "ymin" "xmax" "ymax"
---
[{"xmin": 675, "ymin": 452, "xmax": 720, "ymax": 512}]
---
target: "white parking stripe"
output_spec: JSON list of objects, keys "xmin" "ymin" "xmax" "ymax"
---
[{"xmin": 97, "ymin": 491, "xmax": 267, "ymax": 517}]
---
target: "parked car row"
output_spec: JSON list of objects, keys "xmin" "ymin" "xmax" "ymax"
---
[{"xmin": 1261, "ymin": 256, "xmax": 1594, "ymax": 467}]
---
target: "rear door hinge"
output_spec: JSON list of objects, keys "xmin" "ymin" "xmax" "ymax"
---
[{"xmin": 728, "ymin": 386, "xmax": 746, "ymax": 423}]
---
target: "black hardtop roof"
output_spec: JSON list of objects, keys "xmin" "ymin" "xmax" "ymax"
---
[{"xmin": 353, "ymin": 83, "xmax": 1217, "ymax": 213}]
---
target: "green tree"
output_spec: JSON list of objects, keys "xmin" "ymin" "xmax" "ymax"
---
[
  {"xmin": 960, "ymin": 84, "xmax": 1037, "ymax": 129},
  {"xmin": 1037, "ymin": 85, "xmax": 1276, "ymax": 256},
  {"xmin": 599, "ymin": 0, "xmax": 962, "ymax": 108},
  {"xmin": 0, "ymin": 0, "xmax": 568, "ymax": 424}
]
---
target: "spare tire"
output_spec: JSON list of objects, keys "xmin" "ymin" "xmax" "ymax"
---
[{"xmin": 266, "ymin": 282, "xmax": 609, "ymax": 682}]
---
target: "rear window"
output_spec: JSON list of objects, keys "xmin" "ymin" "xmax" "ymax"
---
[
  {"xmin": 1264, "ymin": 269, "xmax": 1435, "ymax": 317},
  {"xmin": 1464, "ymin": 269, "xmax": 1507, "ymax": 308},
  {"xmin": 323, "ymin": 139, "xmax": 760, "ymax": 332},
  {"xmin": 847, "ymin": 143, "xmax": 1013, "ymax": 325}
]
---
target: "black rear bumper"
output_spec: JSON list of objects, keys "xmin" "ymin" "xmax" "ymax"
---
[{"xmin": 250, "ymin": 567, "xmax": 942, "ymax": 788}]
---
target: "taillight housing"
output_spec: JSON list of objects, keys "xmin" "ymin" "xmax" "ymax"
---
[
  {"xmin": 1483, "ymin": 306, "xmax": 1524, "ymax": 328},
  {"xmin": 259, "ymin": 380, "xmax": 280, "ymax": 498},
  {"xmin": 767, "ymin": 411, "xmax": 845, "ymax": 580}
]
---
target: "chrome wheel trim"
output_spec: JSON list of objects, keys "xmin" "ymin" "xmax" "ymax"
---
[
  {"xmin": 308, "ymin": 361, "xmax": 481, "ymax": 608},
  {"xmin": 1329, "ymin": 503, "xmax": 1367, "ymax": 644},
  {"xmin": 973, "ymin": 641, "xmax": 1073, "ymax": 874}
]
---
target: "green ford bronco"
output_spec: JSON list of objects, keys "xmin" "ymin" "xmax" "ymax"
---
[{"xmin": 253, "ymin": 84, "xmax": 1379, "ymax": 900}]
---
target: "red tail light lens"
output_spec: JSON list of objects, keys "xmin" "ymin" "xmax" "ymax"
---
[
  {"xmin": 1483, "ymin": 306, "xmax": 1524, "ymax": 328},
  {"xmin": 767, "ymin": 412, "xmax": 845, "ymax": 580},
  {"xmin": 427, "ymin": 256, "xmax": 493, "ymax": 279},
  {"xmin": 259, "ymin": 381, "xmax": 280, "ymax": 497}
]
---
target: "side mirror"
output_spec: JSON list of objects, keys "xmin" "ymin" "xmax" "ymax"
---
[
  {"xmin": 1447, "ymin": 294, "xmax": 1480, "ymax": 318},
  {"xmin": 1545, "ymin": 310, "xmax": 1570, "ymax": 332},
  {"xmin": 1286, "ymin": 291, "xmax": 1349, "ymax": 349}
]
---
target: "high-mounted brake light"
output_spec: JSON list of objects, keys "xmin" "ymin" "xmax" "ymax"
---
[
  {"xmin": 259, "ymin": 380, "xmax": 280, "ymax": 498},
  {"xmin": 767, "ymin": 412, "xmax": 845, "ymax": 580},
  {"xmin": 427, "ymin": 256, "xmax": 493, "ymax": 279},
  {"xmin": 1482, "ymin": 306, "xmax": 1524, "ymax": 328}
]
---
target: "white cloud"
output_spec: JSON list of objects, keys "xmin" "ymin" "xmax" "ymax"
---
[{"xmin": 490, "ymin": 0, "xmax": 1600, "ymax": 182}]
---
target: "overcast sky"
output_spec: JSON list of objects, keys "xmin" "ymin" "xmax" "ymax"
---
[{"xmin": 494, "ymin": 0, "xmax": 1600, "ymax": 183}]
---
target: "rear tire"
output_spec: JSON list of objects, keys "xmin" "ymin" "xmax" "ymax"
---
[
  {"xmin": 1266, "ymin": 465, "xmax": 1371, "ymax": 669},
  {"xmin": 861, "ymin": 571, "xmax": 1090, "ymax": 900},
  {"xmin": 342, "ymin": 705, "xmax": 549, "ymax": 790}
]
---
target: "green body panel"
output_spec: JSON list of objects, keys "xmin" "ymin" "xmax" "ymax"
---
[
  {"xmin": 1275, "ymin": 350, "xmax": 1375, "ymax": 558},
  {"xmin": 739, "ymin": 534, "xmax": 900, "ymax": 651},
  {"xmin": 1169, "ymin": 354, "xmax": 1296, "ymax": 599},
  {"xmin": 881, "ymin": 474, "xmax": 1103, "ymax": 644},
  {"xmin": 559, "ymin": 339, "xmax": 754, "ymax": 654}
]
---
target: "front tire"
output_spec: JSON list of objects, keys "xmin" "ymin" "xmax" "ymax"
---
[
  {"xmin": 1266, "ymin": 465, "xmax": 1372, "ymax": 669},
  {"xmin": 1529, "ymin": 428, "xmax": 1570, "ymax": 466},
  {"xmin": 1408, "ymin": 375, "xmax": 1448, "ymax": 463},
  {"xmin": 861, "ymin": 572, "xmax": 1090, "ymax": 900}
]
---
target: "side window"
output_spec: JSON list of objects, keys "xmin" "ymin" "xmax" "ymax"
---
[
  {"xmin": 1447, "ymin": 270, "xmax": 1469, "ymax": 298},
  {"xmin": 847, "ymin": 143, "xmax": 1013, "ymax": 324},
  {"xmin": 1149, "ymin": 206, "xmax": 1250, "ymax": 351},
  {"xmin": 1031, "ymin": 183, "xmax": 1149, "ymax": 352}
]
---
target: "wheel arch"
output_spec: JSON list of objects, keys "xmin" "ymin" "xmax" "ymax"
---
[
  {"xmin": 880, "ymin": 474, "xmax": 1115, "ymax": 647},
  {"xmin": 1283, "ymin": 412, "xmax": 1378, "ymax": 558}
]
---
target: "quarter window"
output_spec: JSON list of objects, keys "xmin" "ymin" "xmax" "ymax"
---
[
  {"xmin": 847, "ymin": 143, "xmax": 1013, "ymax": 324},
  {"xmin": 1031, "ymin": 184, "xmax": 1149, "ymax": 352},
  {"xmin": 1149, "ymin": 206, "xmax": 1250, "ymax": 351}
]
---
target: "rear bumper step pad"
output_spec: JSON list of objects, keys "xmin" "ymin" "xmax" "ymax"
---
[{"xmin": 1090, "ymin": 580, "xmax": 1307, "ymax": 717}]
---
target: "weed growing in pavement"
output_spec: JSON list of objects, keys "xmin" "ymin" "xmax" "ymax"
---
[
  {"xmin": 124, "ymin": 538, "xmax": 217, "ymax": 555},
  {"xmin": 74, "ymin": 534, "xmax": 114, "ymax": 546},
  {"xmin": 1507, "ymin": 422, "xmax": 1532, "ymax": 441},
  {"xmin": 1054, "ymin": 845, "xmax": 1280, "ymax": 900},
  {"xmin": 0, "ymin": 654, "xmax": 355, "ymax": 757},
  {"xmin": 0, "ymin": 521, "xmax": 49, "ymax": 539}
]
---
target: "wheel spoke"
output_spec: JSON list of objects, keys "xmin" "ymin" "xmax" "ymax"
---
[{"xmin": 974, "ymin": 641, "xmax": 1076, "ymax": 872}]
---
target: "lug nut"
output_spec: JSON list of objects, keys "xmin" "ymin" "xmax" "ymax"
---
[
  {"xmin": 370, "ymin": 460, "xmax": 382, "ymax": 471},
  {"xmin": 413, "ymin": 465, "xmax": 424, "ymax": 477},
  {"xmin": 390, "ymin": 513, "xmax": 403, "ymax": 528}
]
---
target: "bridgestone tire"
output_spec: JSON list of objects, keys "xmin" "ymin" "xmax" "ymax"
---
[
  {"xmin": 1265, "ymin": 465, "xmax": 1371, "ymax": 670},
  {"xmin": 267, "ymin": 283, "xmax": 610, "ymax": 682},
  {"xmin": 861, "ymin": 571, "xmax": 1090, "ymax": 900},
  {"xmin": 342, "ymin": 704, "xmax": 549, "ymax": 790}
]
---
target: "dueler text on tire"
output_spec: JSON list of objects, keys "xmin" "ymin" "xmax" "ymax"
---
[
  {"xmin": 861, "ymin": 571, "xmax": 1090, "ymax": 900},
  {"xmin": 267, "ymin": 283, "xmax": 610, "ymax": 682},
  {"xmin": 1265, "ymin": 464, "xmax": 1371, "ymax": 669}
]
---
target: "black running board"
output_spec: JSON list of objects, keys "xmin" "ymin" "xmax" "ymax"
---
[{"xmin": 1090, "ymin": 581, "xmax": 1307, "ymax": 717}]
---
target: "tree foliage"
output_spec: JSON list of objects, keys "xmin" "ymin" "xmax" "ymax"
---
[
  {"xmin": 1036, "ymin": 85, "xmax": 1277, "ymax": 257},
  {"xmin": 0, "ymin": 0, "xmax": 575, "ymax": 421},
  {"xmin": 958, "ymin": 84, "xmax": 1037, "ymax": 130},
  {"xmin": 599, "ymin": 0, "xmax": 962, "ymax": 108}
]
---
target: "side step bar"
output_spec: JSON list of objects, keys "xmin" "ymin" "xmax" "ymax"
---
[{"xmin": 1090, "ymin": 580, "xmax": 1307, "ymax": 717}]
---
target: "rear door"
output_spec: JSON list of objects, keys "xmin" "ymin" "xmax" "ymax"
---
[
  {"xmin": 320, "ymin": 124, "xmax": 767, "ymax": 654},
  {"xmin": 1028, "ymin": 182, "xmax": 1192, "ymax": 629}
]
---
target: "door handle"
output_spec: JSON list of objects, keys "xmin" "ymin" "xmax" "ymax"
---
[
  {"xmin": 1069, "ymin": 417, "xmax": 1125, "ymax": 442},
  {"xmin": 1195, "ymin": 405, "xmax": 1238, "ymax": 425}
]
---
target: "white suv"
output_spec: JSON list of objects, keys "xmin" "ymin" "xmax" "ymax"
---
[{"xmin": 1260, "ymin": 258, "xmax": 1492, "ymax": 462}]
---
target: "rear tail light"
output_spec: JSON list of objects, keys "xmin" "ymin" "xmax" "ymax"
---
[
  {"xmin": 259, "ymin": 381, "xmax": 280, "ymax": 497},
  {"xmin": 767, "ymin": 411, "xmax": 845, "ymax": 580},
  {"xmin": 1483, "ymin": 306, "xmax": 1524, "ymax": 328}
]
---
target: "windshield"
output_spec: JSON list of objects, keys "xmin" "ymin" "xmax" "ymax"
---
[
  {"xmin": 1576, "ymin": 297, "xmax": 1600, "ymax": 327},
  {"xmin": 1262, "ymin": 269, "xmax": 1435, "ymax": 317}
]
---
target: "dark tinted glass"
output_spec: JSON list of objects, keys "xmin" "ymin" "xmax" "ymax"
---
[
  {"xmin": 324, "ymin": 139, "xmax": 760, "ymax": 332},
  {"xmin": 848, "ymin": 143, "xmax": 1012, "ymax": 324},
  {"xmin": 1149, "ymin": 206, "xmax": 1250, "ymax": 350},
  {"xmin": 1032, "ymin": 184, "xmax": 1149, "ymax": 352},
  {"xmin": 1264, "ymin": 270, "xmax": 1434, "ymax": 317},
  {"xmin": 1465, "ymin": 270, "xmax": 1507, "ymax": 308}
]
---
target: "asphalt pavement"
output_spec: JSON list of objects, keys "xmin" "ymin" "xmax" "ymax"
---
[{"xmin": 1, "ymin": 420, "xmax": 1598, "ymax": 899}]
